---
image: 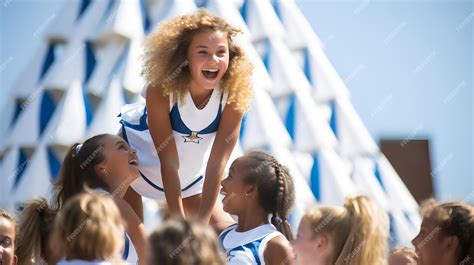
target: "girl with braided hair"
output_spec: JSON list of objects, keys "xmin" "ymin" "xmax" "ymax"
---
[
  {"xmin": 218, "ymin": 151, "xmax": 295, "ymax": 265},
  {"xmin": 411, "ymin": 199, "xmax": 474, "ymax": 265}
]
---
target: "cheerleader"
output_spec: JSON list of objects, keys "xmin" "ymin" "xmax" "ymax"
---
[
  {"xmin": 119, "ymin": 9, "xmax": 253, "ymax": 230},
  {"xmin": 54, "ymin": 134, "xmax": 146, "ymax": 265},
  {"xmin": 412, "ymin": 200, "xmax": 474, "ymax": 265},
  {"xmin": 218, "ymin": 152, "xmax": 295, "ymax": 265}
]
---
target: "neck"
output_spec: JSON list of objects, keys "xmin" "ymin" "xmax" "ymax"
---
[
  {"xmin": 298, "ymin": 255, "xmax": 327, "ymax": 265},
  {"xmin": 439, "ymin": 255, "xmax": 459, "ymax": 265},
  {"xmin": 107, "ymin": 176, "xmax": 132, "ymax": 198},
  {"xmin": 188, "ymin": 81, "xmax": 214, "ymax": 106},
  {"xmin": 236, "ymin": 206, "xmax": 269, "ymax": 232}
]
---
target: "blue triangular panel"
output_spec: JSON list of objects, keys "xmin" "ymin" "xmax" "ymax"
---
[
  {"xmin": 39, "ymin": 91, "xmax": 56, "ymax": 136},
  {"xmin": 12, "ymin": 149, "xmax": 28, "ymax": 191},
  {"xmin": 285, "ymin": 94, "xmax": 296, "ymax": 141},
  {"xmin": 47, "ymin": 147, "xmax": 61, "ymax": 181},
  {"xmin": 329, "ymin": 100, "xmax": 338, "ymax": 139},
  {"xmin": 77, "ymin": 0, "xmax": 92, "ymax": 20},
  {"xmin": 40, "ymin": 43, "xmax": 56, "ymax": 81},
  {"xmin": 310, "ymin": 153, "xmax": 321, "ymax": 201}
]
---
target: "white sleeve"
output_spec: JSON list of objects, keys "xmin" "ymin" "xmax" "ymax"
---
[{"xmin": 139, "ymin": 81, "xmax": 148, "ymax": 99}]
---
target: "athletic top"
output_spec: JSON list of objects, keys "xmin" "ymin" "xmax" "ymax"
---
[
  {"xmin": 119, "ymin": 84, "xmax": 229, "ymax": 200},
  {"xmin": 218, "ymin": 223, "xmax": 284, "ymax": 265}
]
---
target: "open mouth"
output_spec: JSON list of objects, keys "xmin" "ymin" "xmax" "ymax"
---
[
  {"xmin": 202, "ymin": 68, "xmax": 219, "ymax": 80},
  {"xmin": 128, "ymin": 159, "xmax": 138, "ymax": 166},
  {"xmin": 220, "ymin": 188, "xmax": 228, "ymax": 196},
  {"xmin": 220, "ymin": 188, "xmax": 232, "ymax": 206}
]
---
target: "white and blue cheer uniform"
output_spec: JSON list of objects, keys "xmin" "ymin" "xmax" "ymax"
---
[
  {"xmin": 219, "ymin": 224, "xmax": 284, "ymax": 265},
  {"xmin": 122, "ymin": 232, "xmax": 138, "ymax": 264},
  {"xmin": 119, "ymin": 85, "xmax": 229, "ymax": 200}
]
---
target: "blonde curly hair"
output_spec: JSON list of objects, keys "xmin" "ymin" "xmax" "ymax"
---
[{"xmin": 141, "ymin": 8, "xmax": 254, "ymax": 112}]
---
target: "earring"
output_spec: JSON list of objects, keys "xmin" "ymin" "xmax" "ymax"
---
[{"xmin": 102, "ymin": 168, "xmax": 108, "ymax": 175}]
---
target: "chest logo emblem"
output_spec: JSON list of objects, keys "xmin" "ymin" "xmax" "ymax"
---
[{"xmin": 182, "ymin": 132, "xmax": 203, "ymax": 144}]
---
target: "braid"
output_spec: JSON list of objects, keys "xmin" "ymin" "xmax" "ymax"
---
[
  {"xmin": 273, "ymin": 162, "xmax": 285, "ymax": 218},
  {"xmin": 243, "ymin": 151, "xmax": 295, "ymax": 240},
  {"xmin": 271, "ymin": 161, "xmax": 294, "ymax": 240}
]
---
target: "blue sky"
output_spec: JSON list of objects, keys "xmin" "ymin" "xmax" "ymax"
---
[
  {"xmin": 1, "ymin": 0, "xmax": 473, "ymax": 202},
  {"xmin": 295, "ymin": 0, "xmax": 473, "ymax": 202}
]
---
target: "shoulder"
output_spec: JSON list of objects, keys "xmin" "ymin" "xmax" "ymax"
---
[
  {"xmin": 219, "ymin": 223, "xmax": 237, "ymax": 238},
  {"xmin": 145, "ymin": 84, "xmax": 170, "ymax": 107},
  {"xmin": 220, "ymin": 93, "xmax": 245, "ymax": 120},
  {"xmin": 263, "ymin": 235, "xmax": 294, "ymax": 265}
]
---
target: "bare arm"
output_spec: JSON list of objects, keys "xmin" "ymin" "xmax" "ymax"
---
[
  {"xmin": 113, "ymin": 197, "xmax": 148, "ymax": 265},
  {"xmin": 198, "ymin": 102, "xmax": 244, "ymax": 223},
  {"xmin": 146, "ymin": 85, "xmax": 185, "ymax": 217},
  {"xmin": 123, "ymin": 186, "xmax": 143, "ymax": 222},
  {"xmin": 264, "ymin": 236, "xmax": 295, "ymax": 265}
]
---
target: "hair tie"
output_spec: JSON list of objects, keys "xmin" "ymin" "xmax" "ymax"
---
[
  {"xmin": 75, "ymin": 144, "xmax": 83, "ymax": 155},
  {"xmin": 272, "ymin": 215, "xmax": 286, "ymax": 224}
]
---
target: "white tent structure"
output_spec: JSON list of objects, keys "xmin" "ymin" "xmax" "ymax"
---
[{"xmin": 1, "ymin": 0, "xmax": 421, "ymax": 246}]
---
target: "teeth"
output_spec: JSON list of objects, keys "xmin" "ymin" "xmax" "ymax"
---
[
  {"xmin": 129, "ymin": 159, "xmax": 138, "ymax": 165},
  {"xmin": 203, "ymin": 68, "xmax": 218, "ymax": 72}
]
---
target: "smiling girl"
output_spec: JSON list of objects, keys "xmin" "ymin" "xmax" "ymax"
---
[
  {"xmin": 54, "ymin": 134, "xmax": 146, "ymax": 264},
  {"xmin": 218, "ymin": 151, "xmax": 295, "ymax": 265},
  {"xmin": 0, "ymin": 210, "xmax": 17, "ymax": 265},
  {"xmin": 411, "ymin": 200, "xmax": 474, "ymax": 265},
  {"xmin": 119, "ymin": 9, "xmax": 253, "ymax": 230}
]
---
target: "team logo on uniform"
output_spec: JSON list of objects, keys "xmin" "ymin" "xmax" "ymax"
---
[{"xmin": 182, "ymin": 132, "xmax": 203, "ymax": 144}]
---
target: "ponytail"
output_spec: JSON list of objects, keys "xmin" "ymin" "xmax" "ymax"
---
[
  {"xmin": 54, "ymin": 143, "xmax": 81, "ymax": 209},
  {"xmin": 53, "ymin": 134, "xmax": 108, "ymax": 208},
  {"xmin": 15, "ymin": 197, "xmax": 57, "ymax": 265},
  {"xmin": 303, "ymin": 196, "xmax": 388, "ymax": 265},
  {"xmin": 335, "ymin": 196, "xmax": 388, "ymax": 265}
]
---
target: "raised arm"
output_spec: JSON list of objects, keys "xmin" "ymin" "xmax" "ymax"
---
[
  {"xmin": 146, "ymin": 85, "xmax": 185, "ymax": 217},
  {"xmin": 198, "ymin": 102, "xmax": 244, "ymax": 223}
]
